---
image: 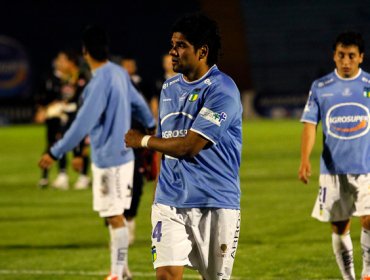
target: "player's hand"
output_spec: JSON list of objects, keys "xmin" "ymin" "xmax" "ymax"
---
[
  {"xmin": 298, "ymin": 160, "xmax": 311, "ymax": 184},
  {"xmin": 72, "ymin": 156, "xmax": 84, "ymax": 172},
  {"xmin": 39, "ymin": 153, "xmax": 55, "ymax": 169},
  {"xmin": 125, "ymin": 129, "xmax": 144, "ymax": 149},
  {"xmin": 34, "ymin": 107, "xmax": 46, "ymax": 123}
]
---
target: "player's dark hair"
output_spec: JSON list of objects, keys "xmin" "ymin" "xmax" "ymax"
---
[
  {"xmin": 82, "ymin": 25, "xmax": 109, "ymax": 61},
  {"xmin": 60, "ymin": 48, "xmax": 80, "ymax": 66},
  {"xmin": 333, "ymin": 31, "xmax": 365, "ymax": 54},
  {"xmin": 171, "ymin": 12, "xmax": 221, "ymax": 66}
]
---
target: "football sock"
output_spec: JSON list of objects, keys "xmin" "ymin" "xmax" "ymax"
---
[
  {"xmin": 59, "ymin": 154, "xmax": 67, "ymax": 170},
  {"xmin": 42, "ymin": 168, "xmax": 48, "ymax": 179},
  {"xmin": 126, "ymin": 219, "xmax": 136, "ymax": 245},
  {"xmin": 332, "ymin": 232, "xmax": 355, "ymax": 280},
  {"xmin": 361, "ymin": 228, "xmax": 370, "ymax": 277},
  {"xmin": 109, "ymin": 226, "xmax": 128, "ymax": 280},
  {"xmin": 82, "ymin": 155, "xmax": 89, "ymax": 175}
]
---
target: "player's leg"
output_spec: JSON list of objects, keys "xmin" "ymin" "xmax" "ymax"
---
[
  {"xmin": 58, "ymin": 153, "xmax": 67, "ymax": 173},
  {"xmin": 39, "ymin": 117, "xmax": 58, "ymax": 188},
  {"xmin": 82, "ymin": 153, "xmax": 89, "ymax": 175},
  {"xmin": 312, "ymin": 175, "xmax": 355, "ymax": 280},
  {"xmin": 331, "ymin": 220, "xmax": 355, "ymax": 280},
  {"xmin": 74, "ymin": 155, "xmax": 90, "ymax": 189},
  {"xmin": 360, "ymin": 216, "xmax": 370, "ymax": 279},
  {"xmin": 39, "ymin": 168, "xmax": 49, "ymax": 188},
  {"xmin": 106, "ymin": 215, "xmax": 129, "ymax": 280},
  {"xmin": 151, "ymin": 203, "xmax": 191, "ymax": 280},
  {"xmin": 156, "ymin": 266, "xmax": 184, "ymax": 280},
  {"xmin": 351, "ymin": 174, "xmax": 370, "ymax": 279},
  {"xmin": 73, "ymin": 140, "xmax": 90, "ymax": 189},
  {"xmin": 54, "ymin": 118, "xmax": 68, "ymax": 189},
  {"xmin": 193, "ymin": 208, "xmax": 241, "ymax": 280},
  {"xmin": 123, "ymin": 156, "xmax": 144, "ymax": 245},
  {"xmin": 92, "ymin": 161, "xmax": 134, "ymax": 280},
  {"xmin": 52, "ymin": 154, "xmax": 69, "ymax": 189}
]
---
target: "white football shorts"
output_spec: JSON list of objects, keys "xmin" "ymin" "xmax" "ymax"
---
[
  {"xmin": 92, "ymin": 161, "xmax": 134, "ymax": 218},
  {"xmin": 151, "ymin": 203, "xmax": 241, "ymax": 280},
  {"xmin": 312, "ymin": 174, "xmax": 370, "ymax": 222}
]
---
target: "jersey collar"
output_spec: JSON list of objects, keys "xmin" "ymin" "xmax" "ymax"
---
[
  {"xmin": 181, "ymin": 65, "xmax": 217, "ymax": 85},
  {"xmin": 334, "ymin": 68, "xmax": 362, "ymax": 81}
]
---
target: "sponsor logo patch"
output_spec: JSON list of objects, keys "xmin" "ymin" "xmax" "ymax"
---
[
  {"xmin": 199, "ymin": 107, "xmax": 227, "ymax": 126},
  {"xmin": 162, "ymin": 129, "xmax": 187, "ymax": 138},
  {"xmin": 326, "ymin": 102, "xmax": 370, "ymax": 140}
]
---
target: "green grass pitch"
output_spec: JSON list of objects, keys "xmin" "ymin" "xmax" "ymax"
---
[{"xmin": 0, "ymin": 120, "xmax": 363, "ymax": 279}]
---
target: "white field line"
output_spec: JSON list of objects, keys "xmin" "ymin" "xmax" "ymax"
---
[
  {"xmin": 0, "ymin": 269, "xmax": 202, "ymax": 279},
  {"xmin": 0, "ymin": 269, "xmax": 341, "ymax": 279}
]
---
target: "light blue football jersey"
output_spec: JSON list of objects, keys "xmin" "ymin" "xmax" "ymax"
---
[
  {"xmin": 155, "ymin": 65, "xmax": 242, "ymax": 209},
  {"xmin": 51, "ymin": 62, "xmax": 155, "ymax": 168},
  {"xmin": 301, "ymin": 69, "xmax": 370, "ymax": 174}
]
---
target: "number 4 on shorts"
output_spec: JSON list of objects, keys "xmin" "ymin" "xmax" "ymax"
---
[{"xmin": 152, "ymin": 221, "xmax": 162, "ymax": 242}]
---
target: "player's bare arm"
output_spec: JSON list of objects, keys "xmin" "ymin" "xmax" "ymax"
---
[
  {"xmin": 299, "ymin": 122, "xmax": 317, "ymax": 184},
  {"xmin": 125, "ymin": 129, "xmax": 209, "ymax": 158}
]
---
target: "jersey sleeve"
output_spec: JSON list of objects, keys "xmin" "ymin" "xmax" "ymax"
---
[
  {"xmin": 300, "ymin": 83, "xmax": 320, "ymax": 124},
  {"xmin": 156, "ymin": 92, "xmax": 163, "ymax": 138},
  {"xmin": 190, "ymin": 85, "xmax": 239, "ymax": 144},
  {"xmin": 129, "ymin": 80, "xmax": 156, "ymax": 129}
]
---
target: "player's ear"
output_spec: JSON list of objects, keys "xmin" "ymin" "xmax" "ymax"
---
[
  {"xmin": 199, "ymin": 45, "xmax": 208, "ymax": 60},
  {"xmin": 359, "ymin": 52, "xmax": 364, "ymax": 64}
]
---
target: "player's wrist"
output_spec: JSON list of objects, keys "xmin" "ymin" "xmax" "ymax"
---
[
  {"xmin": 47, "ymin": 149, "xmax": 58, "ymax": 160},
  {"xmin": 141, "ymin": 135, "xmax": 152, "ymax": 148}
]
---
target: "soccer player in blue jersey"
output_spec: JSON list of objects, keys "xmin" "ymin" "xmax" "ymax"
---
[
  {"xmin": 299, "ymin": 31, "xmax": 370, "ymax": 280},
  {"xmin": 125, "ymin": 13, "xmax": 242, "ymax": 280},
  {"xmin": 39, "ymin": 26, "xmax": 155, "ymax": 280}
]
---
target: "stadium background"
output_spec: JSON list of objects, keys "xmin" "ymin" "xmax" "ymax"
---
[
  {"xmin": 1, "ymin": 0, "xmax": 370, "ymax": 279},
  {"xmin": 2, "ymin": 0, "xmax": 370, "ymax": 123}
]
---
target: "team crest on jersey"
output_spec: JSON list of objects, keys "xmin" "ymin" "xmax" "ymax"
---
[
  {"xmin": 188, "ymin": 88, "xmax": 201, "ymax": 102},
  {"xmin": 199, "ymin": 107, "xmax": 227, "ymax": 126},
  {"xmin": 363, "ymin": 87, "xmax": 370, "ymax": 98},
  {"xmin": 326, "ymin": 102, "xmax": 370, "ymax": 140},
  {"xmin": 342, "ymin": 88, "xmax": 352, "ymax": 97}
]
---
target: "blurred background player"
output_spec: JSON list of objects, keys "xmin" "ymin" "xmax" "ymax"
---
[
  {"xmin": 121, "ymin": 57, "xmax": 159, "ymax": 246},
  {"xmin": 57, "ymin": 49, "xmax": 90, "ymax": 190},
  {"xmin": 35, "ymin": 49, "xmax": 90, "ymax": 189},
  {"xmin": 153, "ymin": 54, "xmax": 177, "ymax": 119},
  {"xmin": 299, "ymin": 31, "xmax": 370, "ymax": 280},
  {"xmin": 39, "ymin": 25, "xmax": 155, "ymax": 280}
]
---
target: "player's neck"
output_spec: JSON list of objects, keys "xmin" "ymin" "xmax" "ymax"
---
[
  {"xmin": 183, "ymin": 64, "xmax": 210, "ymax": 82},
  {"xmin": 89, "ymin": 59, "xmax": 108, "ymax": 72},
  {"xmin": 335, "ymin": 68, "xmax": 361, "ymax": 80}
]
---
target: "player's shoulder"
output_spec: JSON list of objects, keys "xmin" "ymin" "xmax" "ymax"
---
[
  {"xmin": 360, "ymin": 69, "xmax": 370, "ymax": 83},
  {"xmin": 103, "ymin": 61, "xmax": 125, "ymax": 77},
  {"xmin": 161, "ymin": 74, "xmax": 181, "ymax": 90},
  {"xmin": 312, "ymin": 71, "xmax": 336, "ymax": 90},
  {"xmin": 97, "ymin": 62, "xmax": 130, "ymax": 83},
  {"xmin": 208, "ymin": 66, "xmax": 240, "ymax": 96}
]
